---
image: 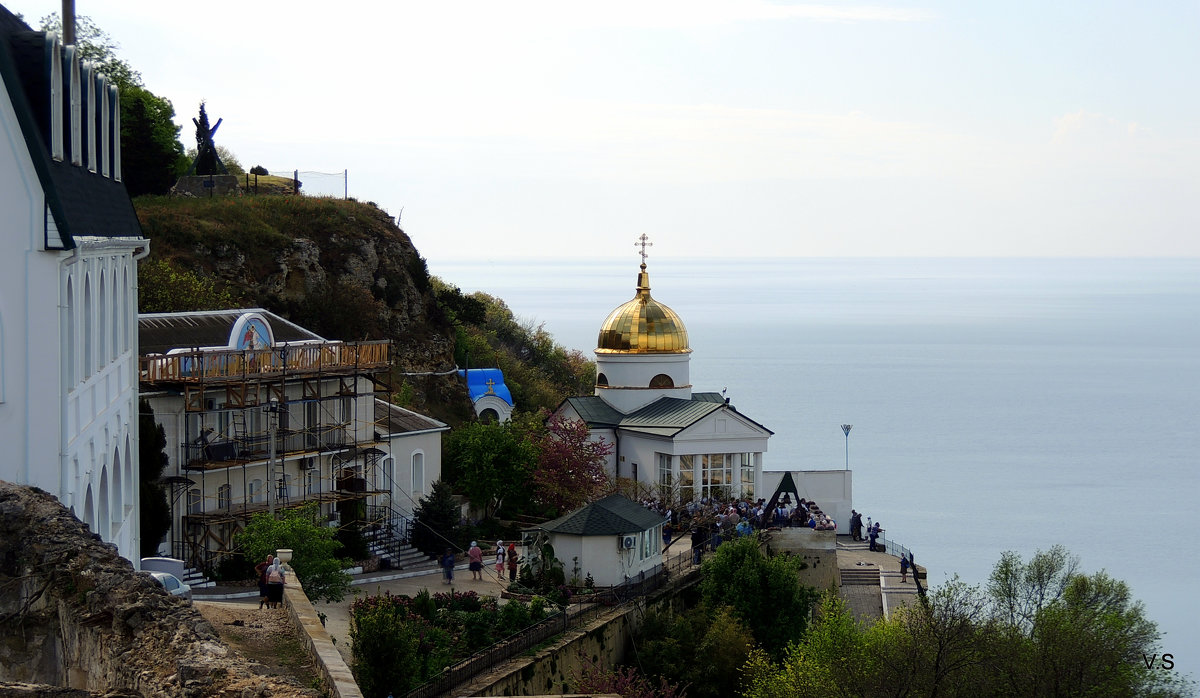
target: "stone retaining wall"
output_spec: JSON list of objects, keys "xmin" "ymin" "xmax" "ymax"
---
[{"xmin": 281, "ymin": 573, "xmax": 363, "ymax": 698}]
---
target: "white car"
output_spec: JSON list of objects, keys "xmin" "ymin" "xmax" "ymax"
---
[{"xmin": 148, "ymin": 571, "xmax": 192, "ymax": 602}]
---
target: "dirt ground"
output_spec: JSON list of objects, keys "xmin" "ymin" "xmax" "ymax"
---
[{"xmin": 195, "ymin": 600, "xmax": 323, "ymax": 694}]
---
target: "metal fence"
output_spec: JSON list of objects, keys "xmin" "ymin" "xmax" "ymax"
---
[{"xmin": 404, "ymin": 545, "xmax": 705, "ymax": 698}]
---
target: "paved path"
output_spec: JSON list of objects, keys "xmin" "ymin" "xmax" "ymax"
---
[{"xmin": 836, "ymin": 537, "xmax": 925, "ymax": 622}]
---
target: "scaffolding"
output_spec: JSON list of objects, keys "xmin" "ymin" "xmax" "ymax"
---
[{"xmin": 140, "ymin": 341, "xmax": 411, "ymax": 571}]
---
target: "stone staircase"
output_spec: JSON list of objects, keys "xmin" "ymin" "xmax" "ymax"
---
[
  {"xmin": 182, "ymin": 567, "xmax": 215, "ymax": 589},
  {"xmin": 840, "ymin": 566, "xmax": 881, "ymax": 586},
  {"xmin": 371, "ymin": 539, "xmax": 441, "ymax": 574}
]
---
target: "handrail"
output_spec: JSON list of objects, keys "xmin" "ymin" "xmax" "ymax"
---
[{"xmin": 140, "ymin": 340, "xmax": 390, "ymax": 383}]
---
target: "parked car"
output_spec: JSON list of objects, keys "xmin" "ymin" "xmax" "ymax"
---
[{"xmin": 148, "ymin": 571, "xmax": 192, "ymax": 602}]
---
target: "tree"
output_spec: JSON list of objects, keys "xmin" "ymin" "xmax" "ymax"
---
[
  {"xmin": 235, "ymin": 504, "xmax": 352, "ymax": 602},
  {"xmin": 699, "ymin": 534, "xmax": 819, "ymax": 658},
  {"xmin": 138, "ymin": 399, "xmax": 171, "ymax": 558},
  {"xmin": 741, "ymin": 549, "xmax": 1194, "ymax": 698},
  {"xmin": 138, "ymin": 258, "xmax": 243, "ymax": 313},
  {"xmin": 443, "ymin": 419, "xmax": 537, "ymax": 519},
  {"xmin": 532, "ymin": 414, "xmax": 612, "ymax": 514},
  {"xmin": 410, "ymin": 479, "xmax": 463, "ymax": 557},
  {"xmin": 121, "ymin": 86, "xmax": 187, "ymax": 196}
]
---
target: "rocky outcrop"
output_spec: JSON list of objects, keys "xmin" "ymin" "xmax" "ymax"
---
[{"xmin": 0, "ymin": 482, "xmax": 318, "ymax": 697}]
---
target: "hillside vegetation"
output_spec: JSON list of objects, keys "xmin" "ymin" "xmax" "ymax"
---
[{"xmin": 133, "ymin": 193, "xmax": 592, "ymax": 423}]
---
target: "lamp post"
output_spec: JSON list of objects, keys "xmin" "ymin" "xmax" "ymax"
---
[{"xmin": 841, "ymin": 424, "xmax": 853, "ymax": 470}]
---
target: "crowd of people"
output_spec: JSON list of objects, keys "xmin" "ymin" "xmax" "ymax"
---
[{"xmin": 638, "ymin": 493, "xmax": 844, "ymax": 562}]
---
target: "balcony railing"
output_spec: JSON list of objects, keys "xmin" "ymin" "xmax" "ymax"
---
[
  {"xmin": 183, "ymin": 424, "xmax": 352, "ymax": 468},
  {"xmin": 140, "ymin": 341, "xmax": 390, "ymax": 384}
]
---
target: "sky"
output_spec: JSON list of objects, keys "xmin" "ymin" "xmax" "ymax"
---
[{"xmin": 11, "ymin": 1, "xmax": 1200, "ymax": 260}]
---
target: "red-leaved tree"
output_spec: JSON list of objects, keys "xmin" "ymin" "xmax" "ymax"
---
[{"xmin": 533, "ymin": 414, "xmax": 613, "ymax": 514}]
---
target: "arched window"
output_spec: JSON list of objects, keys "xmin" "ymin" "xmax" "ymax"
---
[
  {"xmin": 187, "ymin": 488, "xmax": 201, "ymax": 514},
  {"xmin": 596, "ymin": 373, "xmax": 609, "ymax": 387},
  {"xmin": 650, "ymin": 374, "xmax": 674, "ymax": 388},
  {"xmin": 411, "ymin": 452, "xmax": 425, "ymax": 496},
  {"xmin": 480, "ymin": 408, "xmax": 499, "ymax": 423},
  {"xmin": 98, "ymin": 269, "xmax": 107, "ymax": 363},
  {"xmin": 217, "ymin": 484, "xmax": 231, "ymax": 510},
  {"xmin": 249, "ymin": 479, "xmax": 263, "ymax": 504},
  {"xmin": 83, "ymin": 275, "xmax": 93, "ymax": 377},
  {"xmin": 65, "ymin": 276, "xmax": 75, "ymax": 385}
]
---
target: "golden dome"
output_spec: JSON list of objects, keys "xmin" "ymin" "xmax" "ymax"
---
[{"xmin": 597, "ymin": 263, "xmax": 690, "ymax": 354}]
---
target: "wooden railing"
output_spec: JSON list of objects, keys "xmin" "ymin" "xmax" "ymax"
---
[{"xmin": 140, "ymin": 341, "xmax": 390, "ymax": 383}]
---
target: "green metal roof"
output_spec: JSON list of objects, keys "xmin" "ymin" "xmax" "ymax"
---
[{"xmin": 539, "ymin": 494, "xmax": 664, "ymax": 536}]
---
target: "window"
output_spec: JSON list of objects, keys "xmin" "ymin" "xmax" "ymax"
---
[
  {"xmin": 739, "ymin": 453, "xmax": 754, "ymax": 497},
  {"xmin": 650, "ymin": 373, "xmax": 674, "ymax": 388},
  {"xmin": 658, "ymin": 453, "xmax": 672, "ymax": 488},
  {"xmin": 701, "ymin": 454, "xmax": 732, "ymax": 499},
  {"xmin": 187, "ymin": 488, "xmax": 201, "ymax": 514},
  {"xmin": 249, "ymin": 479, "xmax": 263, "ymax": 504},
  {"xmin": 217, "ymin": 484, "xmax": 231, "ymax": 510},
  {"xmin": 678, "ymin": 455, "xmax": 694, "ymax": 491},
  {"xmin": 596, "ymin": 373, "xmax": 608, "ymax": 387},
  {"xmin": 412, "ymin": 452, "xmax": 425, "ymax": 496}
]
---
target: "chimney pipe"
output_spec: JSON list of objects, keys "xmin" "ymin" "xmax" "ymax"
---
[{"xmin": 61, "ymin": 0, "xmax": 75, "ymax": 45}]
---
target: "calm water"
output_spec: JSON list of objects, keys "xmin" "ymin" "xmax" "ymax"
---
[{"xmin": 430, "ymin": 256, "xmax": 1200, "ymax": 665}]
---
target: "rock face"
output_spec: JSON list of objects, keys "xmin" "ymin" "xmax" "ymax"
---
[{"xmin": 0, "ymin": 483, "xmax": 317, "ymax": 697}]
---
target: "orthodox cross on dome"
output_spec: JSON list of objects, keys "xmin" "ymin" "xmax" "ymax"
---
[
  {"xmin": 634, "ymin": 234, "xmax": 653, "ymax": 264},
  {"xmin": 485, "ymin": 378, "xmax": 496, "ymax": 395}
]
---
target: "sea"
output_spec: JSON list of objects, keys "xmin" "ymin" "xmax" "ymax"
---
[{"xmin": 428, "ymin": 256, "xmax": 1200, "ymax": 668}]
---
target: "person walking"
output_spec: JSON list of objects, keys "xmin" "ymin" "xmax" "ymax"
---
[
  {"xmin": 255, "ymin": 554, "xmax": 274, "ymax": 610},
  {"xmin": 506, "ymin": 541, "xmax": 519, "ymax": 582},
  {"xmin": 467, "ymin": 541, "xmax": 483, "ymax": 581},
  {"xmin": 441, "ymin": 548, "xmax": 456, "ymax": 584},
  {"xmin": 494, "ymin": 541, "xmax": 506, "ymax": 580},
  {"xmin": 265, "ymin": 558, "xmax": 285, "ymax": 609}
]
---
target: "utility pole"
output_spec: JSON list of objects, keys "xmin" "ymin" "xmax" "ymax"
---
[{"xmin": 841, "ymin": 424, "xmax": 853, "ymax": 470}]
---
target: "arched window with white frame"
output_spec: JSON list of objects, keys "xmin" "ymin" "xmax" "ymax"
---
[{"xmin": 411, "ymin": 452, "xmax": 425, "ymax": 497}]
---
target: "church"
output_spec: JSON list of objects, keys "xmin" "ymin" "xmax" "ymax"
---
[{"xmin": 555, "ymin": 244, "xmax": 772, "ymax": 503}]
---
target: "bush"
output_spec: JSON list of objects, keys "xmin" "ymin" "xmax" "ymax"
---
[{"xmin": 250, "ymin": 165, "xmax": 269, "ymax": 176}]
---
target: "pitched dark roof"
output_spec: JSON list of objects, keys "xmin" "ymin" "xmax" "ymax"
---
[
  {"xmin": 539, "ymin": 494, "xmax": 664, "ymax": 536},
  {"xmin": 561, "ymin": 396, "xmax": 624, "ymax": 427},
  {"xmin": 374, "ymin": 399, "xmax": 449, "ymax": 436},
  {"xmin": 0, "ymin": 6, "xmax": 142, "ymax": 247},
  {"xmin": 564, "ymin": 394, "xmax": 773, "ymax": 438},
  {"xmin": 138, "ymin": 309, "xmax": 323, "ymax": 354}
]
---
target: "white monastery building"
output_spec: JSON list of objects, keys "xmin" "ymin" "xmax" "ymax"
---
[
  {"xmin": 555, "ymin": 246, "xmax": 772, "ymax": 503},
  {"xmin": 1, "ymin": 7, "xmax": 146, "ymax": 562},
  {"xmin": 138, "ymin": 310, "xmax": 448, "ymax": 571}
]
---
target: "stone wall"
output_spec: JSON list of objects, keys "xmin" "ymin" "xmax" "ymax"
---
[
  {"xmin": 0, "ymin": 482, "xmax": 317, "ymax": 697},
  {"xmin": 172, "ymin": 174, "xmax": 241, "ymax": 197},
  {"xmin": 465, "ymin": 576, "xmax": 694, "ymax": 696},
  {"xmin": 765, "ymin": 528, "xmax": 840, "ymax": 589}
]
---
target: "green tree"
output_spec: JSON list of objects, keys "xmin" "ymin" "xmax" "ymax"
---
[
  {"xmin": 637, "ymin": 604, "xmax": 754, "ymax": 698},
  {"xmin": 235, "ymin": 504, "xmax": 352, "ymax": 602},
  {"xmin": 138, "ymin": 399, "xmax": 171, "ymax": 558},
  {"xmin": 443, "ymin": 418, "xmax": 537, "ymax": 519},
  {"xmin": 699, "ymin": 534, "xmax": 818, "ymax": 658},
  {"xmin": 138, "ymin": 257, "xmax": 243, "ymax": 313},
  {"xmin": 742, "ymin": 549, "xmax": 1194, "ymax": 698},
  {"xmin": 121, "ymin": 86, "xmax": 187, "ymax": 196},
  {"xmin": 410, "ymin": 479, "xmax": 463, "ymax": 557}
]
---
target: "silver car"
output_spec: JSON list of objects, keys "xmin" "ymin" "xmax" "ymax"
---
[{"xmin": 148, "ymin": 571, "xmax": 192, "ymax": 602}]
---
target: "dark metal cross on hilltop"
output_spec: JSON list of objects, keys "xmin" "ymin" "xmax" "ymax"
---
[{"xmin": 634, "ymin": 234, "xmax": 653, "ymax": 264}]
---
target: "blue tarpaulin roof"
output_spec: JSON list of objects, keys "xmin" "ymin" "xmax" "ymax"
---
[{"xmin": 458, "ymin": 368, "xmax": 514, "ymax": 406}]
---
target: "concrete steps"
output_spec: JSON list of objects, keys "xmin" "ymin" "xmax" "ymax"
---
[{"xmin": 840, "ymin": 567, "xmax": 881, "ymax": 585}]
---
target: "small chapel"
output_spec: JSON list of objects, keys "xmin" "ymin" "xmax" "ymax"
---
[{"xmin": 554, "ymin": 239, "xmax": 772, "ymax": 502}]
